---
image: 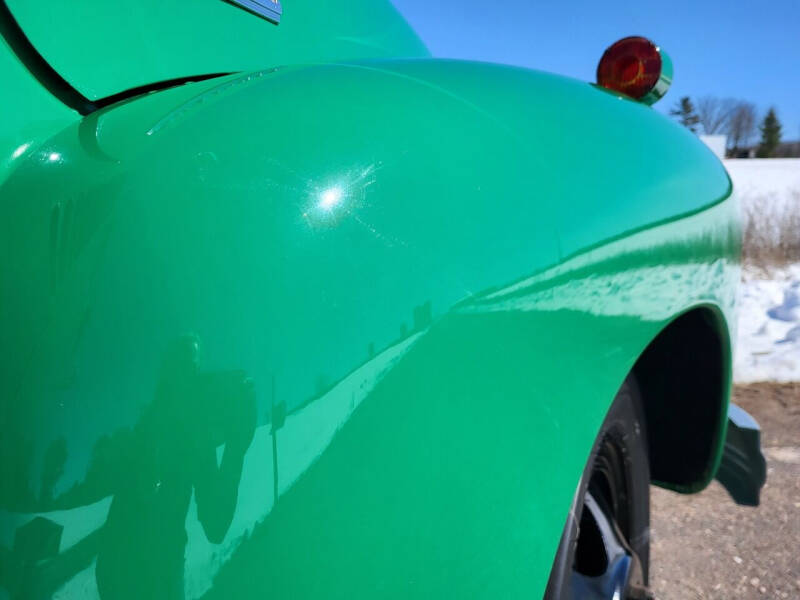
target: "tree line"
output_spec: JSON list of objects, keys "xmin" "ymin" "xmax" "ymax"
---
[{"xmin": 669, "ymin": 96, "xmax": 791, "ymax": 158}]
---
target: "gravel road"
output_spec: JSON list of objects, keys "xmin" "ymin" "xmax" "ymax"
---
[{"xmin": 651, "ymin": 383, "xmax": 800, "ymax": 599}]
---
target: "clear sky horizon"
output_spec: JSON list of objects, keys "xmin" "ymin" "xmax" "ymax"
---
[{"xmin": 392, "ymin": 0, "xmax": 800, "ymax": 143}]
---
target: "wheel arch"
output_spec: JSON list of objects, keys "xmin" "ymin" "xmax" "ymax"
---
[{"xmin": 633, "ymin": 304, "xmax": 732, "ymax": 493}]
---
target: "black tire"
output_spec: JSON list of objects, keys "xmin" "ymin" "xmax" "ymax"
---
[{"xmin": 544, "ymin": 376, "xmax": 651, "ymax": 600}]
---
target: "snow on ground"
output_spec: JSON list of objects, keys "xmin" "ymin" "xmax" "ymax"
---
[
  {"xmin": 726, "ymin": 159, "xmax": 800, "ymax": 382},
  {"xmin": 725, "ymin": 158, "xmax": 800, "ymax": 210},
  {"xmin": 736, "ymin": 264, "xmax": 800, "ymax": 382}
]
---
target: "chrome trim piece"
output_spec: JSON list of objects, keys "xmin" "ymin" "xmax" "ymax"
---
[{"xmin": 227, "ymin": 0, "xmax": 282, "ymax": 25}]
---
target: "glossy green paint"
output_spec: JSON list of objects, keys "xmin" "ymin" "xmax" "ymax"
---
[
  {"xmin": 5, "ymin": 0, "xmax": 429, "ymax": 100},
  {"xmin": 0, "ymin": 37, "xmax": 78, "ymax": 186},
  {"xmin": 1, "ymin": 56, "xmax": 738, "ymax": 600}
]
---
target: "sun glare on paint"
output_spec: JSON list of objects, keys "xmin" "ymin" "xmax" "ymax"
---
[
  {"xmin": 319, "ymin": 187, "xmax": 343, "ymax": 211},
  {"xmin": 11, "ymin": 143, "xmax": 30, "ymax": 159}
]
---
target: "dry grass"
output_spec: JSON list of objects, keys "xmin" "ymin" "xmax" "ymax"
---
[{"xmin": 741, "ymin": 190, "xmax": 800, "ymax": 272}]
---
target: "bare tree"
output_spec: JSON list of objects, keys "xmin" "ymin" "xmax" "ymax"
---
[
  {"xmin": 726, "ymin": 101, "xmax": 758, "ymax": 157},
  {"xmin": 696, "ymin": 96, "xmax": 736, "ymax": 135}
]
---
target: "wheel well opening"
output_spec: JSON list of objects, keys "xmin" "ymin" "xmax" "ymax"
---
[{"xmin": 633, "ymin": 307, "xmax": 729, "ymax": 490}]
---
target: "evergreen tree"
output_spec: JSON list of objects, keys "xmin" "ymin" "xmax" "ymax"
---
[
  {"xmin": 670, "ymin": 96, "xmax": 700, "ymax": 133},
  {"xmin": 756, "ymin": 108, "xmax": 782, "ymax": 158}
]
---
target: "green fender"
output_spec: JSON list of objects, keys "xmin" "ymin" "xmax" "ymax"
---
[
  {"xmin": 0, "ymin": 60, "xmax": 738, "ymax": 599},
  {"xmin": 0, "ymin": 32, "xmax": 77, "ymax": 187}
]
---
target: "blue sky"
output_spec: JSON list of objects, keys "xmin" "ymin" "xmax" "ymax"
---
[{"xmin": 393, "ymin": 0, "xmax": 800, "ymax": 141}]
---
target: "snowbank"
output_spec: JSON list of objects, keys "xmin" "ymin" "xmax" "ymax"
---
[
  {"xmin": 725, "ymin": 159, "xmax": 800, "ymax": 382},
  {"xmin": 724, "ymin": 159, "xmax": 800, "ymax": 207},
  {"xmin": 735, "ymin": 265, "xmax": 800, "ymax": 382}
]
